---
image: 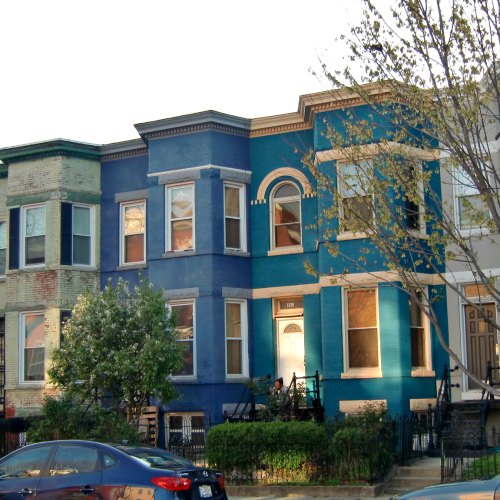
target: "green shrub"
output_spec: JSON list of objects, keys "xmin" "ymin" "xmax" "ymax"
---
[
  {"xmin": 461, "ymin": 453, "xmax": 500, "ymax": 480},
  {"xmin": 26, "ymin": 394, "xmax": 140, "ymax": 443},
  {"xmin": 206, "ymin": 421, "xmax": 328, "ymax": 482}
]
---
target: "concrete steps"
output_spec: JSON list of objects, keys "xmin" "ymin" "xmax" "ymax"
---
[{"xmin": 384, "ymin": 457, "xmax": 441, "ymax": 496}]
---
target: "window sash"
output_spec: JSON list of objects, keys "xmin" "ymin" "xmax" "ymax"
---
[
  {"xmin": 167, "ymin": 185, "xmax": 194, "ymax": 251},
  {"xmin": 225, "ymin": 300, "xmax": 247, "ymax": 376},
  {"xmin": 271, "ymin": 183, "xmax": 302, "ymax": 249},
  {"xmin": 455, "ymin": 166, "xmax": 490, "ymax": 230},
  {"xmin": 22, "ymin": 205, "xmax": 45, "ymax": 267},
  {"xmin": 0, "ymin": 221, "xmax": 6, "ymax": 276},
  {"xmin": 345, "ymin": 289, "xmax": 379, "ymax": 370},
  {"xmin": 72, "ymin": 205, "xmax": 92, "ymax": 265},
  {"xmin": 21, "ymin": 312, "xmax": 45, "ymax": 382},
  {"xmin": 171, "ymin": 302, "xmax": 195, "ymax": 377},
  {"xmin": 410, "ymin": 291, "xmax": 429, "ymax": 369},
  {"xmin": 121, "ymin": 201, "xmax": 146, "ymax": 264},
  {"xmin": 224, "ymin": 184, "xmax": 245, "ymax": 250}
]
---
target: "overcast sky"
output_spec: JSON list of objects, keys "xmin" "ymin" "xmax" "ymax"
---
[{"xmin": 0, "ymin": 0, "xmax": 368, "ymax": 148}]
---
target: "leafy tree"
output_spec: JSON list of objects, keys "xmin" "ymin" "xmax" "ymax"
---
[
  {"xmin": 305, "ymin": 0, "xmax": 500, "ymax": 393},
  {"xmin": 48, "ymin": 277, "xmax": 182, "ymax": 424}
]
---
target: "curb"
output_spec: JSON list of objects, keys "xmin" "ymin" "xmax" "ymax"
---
[{"xmin": 226, "ymin": 483, "xmax": 387, "ymax": 498}]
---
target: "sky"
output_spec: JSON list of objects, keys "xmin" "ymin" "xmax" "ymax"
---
[{"xmin": 0, "ymin": 0, "xmax": 367, "ymax": 149}]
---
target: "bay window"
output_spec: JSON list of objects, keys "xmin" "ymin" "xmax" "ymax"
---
[
  {"xmin": 120, "ymin": 201, "xmax": 146, "ymax": 265},
  {"xmin": 225, "ymin": 299, "xmax": 248, "ymax": 377},
  {"xmin": 166, "ymin": 184, "xmax": 194, "ymax": 251}
]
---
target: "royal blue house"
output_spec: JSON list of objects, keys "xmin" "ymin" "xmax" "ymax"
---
[{"xmin": 0, "ymin": 85, "xmax": 449, "ymax": 441}]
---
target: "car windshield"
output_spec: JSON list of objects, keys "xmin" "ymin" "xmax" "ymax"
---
[{"xmin": 114, "ymin": 445, "xmax": 194, "ymax": 469}]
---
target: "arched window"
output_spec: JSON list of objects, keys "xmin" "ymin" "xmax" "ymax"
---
[{"xmin": 271, "ymin": 182, "xmax": 301, "ymax": 249}]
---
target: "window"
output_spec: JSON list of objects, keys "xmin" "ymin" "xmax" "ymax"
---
[
  {"xmin": 410, "ymin": 290, "xmax": 430, "ymax": 370},
  {"xmin": 170, "ymin": 301, "xmax": 195, "ymax": 377},
  {"xmin": 338, "ymin": 161, "xmax": 373, "ymax": 233},
  {"xmin": 224, "ymin": 183, "xmax": 246, "ymax": 251},
  {"xmin": 404, "ymin": 162, "xmax": 424, "ymax": 231},
  {"xmin": 120, "ymin": 201, "xmax": 146, "ymax": 264},
  {"xmin": 344, "ymin": 288, "xmax": 379, "ymax": 372},
  {"xmin": 22, "ymin": 205, "xmax": 45, "ymax": 266},
  {"xmin": 49, "ymin": 445, "xmax": 99, "ymax": 475},
  {"xmin": 166, "ymin": 184, "xmax": 194, "ymax": 251},
  {"xmin": 20, "ymin": 312, "xmax": 45, "ymax": 382},
  {"xmin": 225, "ymin": 300, "xmax": 248, "ymax": 377},
  {"xmin": 0, "ymin": 221, "xmax": 6, "ymax": 276},
  {"xmin": 0, "ymin": 444, "xmax": 54, "ymax": 479},
  {"xmin": 455, "ymin": 166, "xmax": 490, "ymax": 230},
  {"xmin": 166, "ymin": 413, "xmax": 205, "ymax": 448},
  {"xmin": 61, "ymin": 203, "xmax": 94, "ymax": 266},
  {"xmin": 271, "ymin": 182, "xmax": 301, "ymax": 249}
]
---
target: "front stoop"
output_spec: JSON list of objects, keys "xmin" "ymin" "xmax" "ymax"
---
[
  {"xmin": 382, "ymin": 457, "xmax": 441, "ymax": 496},
  {"xmin": 226, "ymin": 483, "xmax": 386, "ymax": 498}
]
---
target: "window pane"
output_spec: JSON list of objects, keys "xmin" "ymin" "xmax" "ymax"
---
[
  {"xmin": 275, "ymin": 224, "xmax": 301, "ymax": 247},
  {"xmin": 125, "ymin": 204, "xmax": 145, "ymax": 235},
  {"xmin": 348, "ymin": 328, "xmax": 378, "ymax": 368},
  {"xmin": 275, "ymin": 184, "xmax": 299, "ymax": 198},
  {"xmin": 458, "ymin": 194, "xmax": 489, "ymax": 229},
  {"xmin": 226, "ymin": 303, "xmax": 241, "ymax": 338},
  {"xmin": 25, "ymin": 235, "xmax": 45, "ymax": 265},
  {"xmin": 73, "ymin": 206, "xmax": 90, "ymax": 236},
  {"xmin": 225, "ymin": 218, "xmax": 240, "ymax": 249},
  {"xmin": 0, "ymin": 249, "xmax": 5, "ymax": 276},
  {"xmin": 25, "ymin": 207, "xmax": 45, "ymax": 237},
  {"xmin": 172, "ymin": 303, "xmax": 194, "ymax": 376},
  {"xmin": 50, "ymin": 446, "xmax": 99, "ymax": 475},
  {"xmin": 411, "ymin": 327, "xmax": 426, "ymax": 367},
  {"xmin": 341, "ymin": 162, "xmax": 370, "ymax": 197},
  {"xmin": 73, "ymin": 235, "xmax": 90, "ymax": 265},
  {"xmin": 170, "ymin": 187, "xmax": 193, "ymax": 219},
  {"xmin": 348, "ymin": 289, "xmax": 376, "ymax": 328},
  {"xmin": 342, "ymin": 196, "xmax": 372, "ymax": 231},
  {"xmin": 24, "ymin": 313, "xmax": 45, "ymax": 381},
  {"xmin": 0, "ymin": 221, "xmax": 6, "ymax": 249},
  {"xmin": 125, "ymin": 234, "xmax": 144, "ymax": 263},
  {"xmin": 274, "ymin": 201, "xmax": 299, "ymax": 224},
  {"xmin": 0, "ymin": 445, "xmax": 53, "ymax": 478},
  {"xmin": 171, "ymin": 220, "xmax": 193, "ymax": 250},
  {"xmin": 225, "ymin": 186, "xmax": 240, "ymax": 217},
  {"xmin": 226, "ymin": 339, "xmax": 242, "ymax": 374}
]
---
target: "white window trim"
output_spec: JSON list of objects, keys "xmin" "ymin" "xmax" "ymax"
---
[
  {"xmin": 20, "ymin": 203, "xmax": 46, "ymax": 269},
  {"xmin": 269, "ymin": 181, "xmax": 303, "ymax": 253},
  {"xmin": 72, "ymin": 203, "xmax": 95, "ymax": 267},
  {"xmin": 224, "ymin": 182, "xmax": 247, "ymax": 252},
  {"xmin": 169, "ymin": 299, "xmax": 196, "ymax": 380},
  {"xmin": 19, "ymin": 311, "xmax": 45, "ymax": 385},
  {"xmin": 337, "ymin": 160, "xmax": 375, "ymax": 236},
  {"xmin": 341, "ymin": 287, "xmax": 382, "ymax": 378},
  {"xmin": 165, "ymin": 183, "xmax": 195, "ymax": 252},
  {"xmin": 410, "ymin": 288, "xmax": 434, "ymax": 377},
  {"xmin": 225, "ymin": 299, "xmax": 249, "ymax": 379},
  {"xmin": 119, "ymin": 200, "xmax": 146, "ymax": 266}
]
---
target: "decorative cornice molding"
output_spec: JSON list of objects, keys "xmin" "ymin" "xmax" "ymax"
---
[
  {"xmin": 101, "ymin": 139, "xmax": 148, "ymax": 162},
  {"xmin": 135, "ymin": 110, "xmax": 251, "ymax": 141},
  {"xmin": 0, "ymin": 139, "xmax": 101, "ymax": 165}
]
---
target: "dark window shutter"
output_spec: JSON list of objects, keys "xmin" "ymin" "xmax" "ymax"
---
[
  {"xmin": 61, "ymin": 202, "xmax": 72, "ymax": 265},
  {"xmin": 8, "ymin": 208, "xmax": 19, "ymax": 270}
]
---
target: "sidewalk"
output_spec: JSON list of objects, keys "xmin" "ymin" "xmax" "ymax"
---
[{"xmin": 230, "ymin": 495, "xmax": 393, "ymax": 500}]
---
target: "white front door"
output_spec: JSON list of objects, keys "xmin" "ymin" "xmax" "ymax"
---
[{"xmin": 277, "ymin": 317, "xmax": 305, "ymax": 385}]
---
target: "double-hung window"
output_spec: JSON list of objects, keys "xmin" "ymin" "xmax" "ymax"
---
[
  {"xmin": 20, "ymin": 311, "xmax": 45, "ymax": 382},
  {"xmin": 61, "ymin": 203, "xmax": 94, "ymax": 266},
  {"xmin": 22, "ymin": 204, "xmax": 45, "ymax": 267},
  {"xmin": 0, "ymin": 221, "xmax": 6, "ymax": 276},
  {"xmin": 271, "ymin": 182, "xmax": 301, "ymax": 249},
  {"xmin": 404, "ymin": 162, "xmax": 425, "ymax": 232},
  {"xmin": 344, "ymin": 288, "xmax": 379, "ymax": 374},
  {"xmin": 338, "ymin": 161, "xmax": 373, "ymax": 233},
  {"xmin": 410, "ymin": 290, "xmax": 431, "ymax": 372},
  {"xmin": 166, "ymin": 184, "xmax": 194, "ymax": 252},
  {"xmin": 225, "ymin": 299, "xmax": 248, "ymax": 377},
  {"xmin": 455, "ymin": 166, "xmax": 490, "ymax": 231},
  {"xmin": 170, "ymin": 301, "xmax": 195, "ymax": 377},
  {"xmin": 224, "ymin": 183, "xmax": 246, "ymax": 251},
  {"xmin": 120, "ymin": 201, "xmax": 146, "ymax": 265}
]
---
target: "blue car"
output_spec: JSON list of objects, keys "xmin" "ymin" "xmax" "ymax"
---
[{"xmin": 0, "ymin": 440, "xmax": 228, "ymax": 500}]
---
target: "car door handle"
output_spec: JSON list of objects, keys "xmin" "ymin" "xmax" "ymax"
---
[
  {"xmin": 80, "ymin": 485, "xmax": 96, "ymax": 494},
  {"xmin": 18, "ymin": 488, "xmax": 34, "ymax": 497}
]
